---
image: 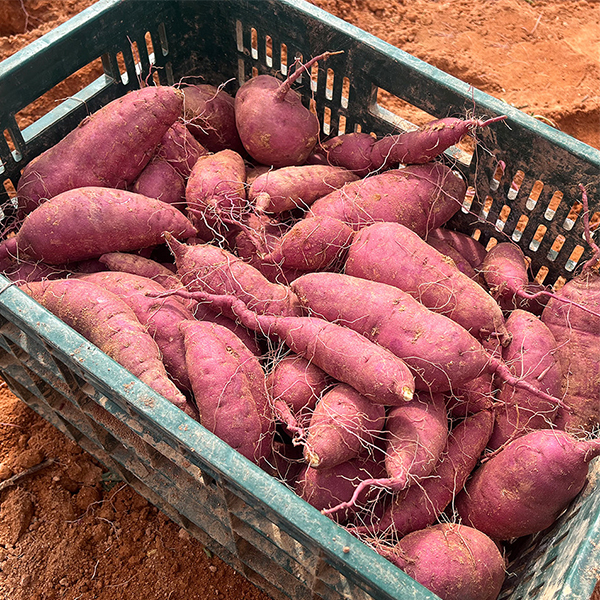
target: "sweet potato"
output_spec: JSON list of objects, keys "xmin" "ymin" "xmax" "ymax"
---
[
  {"xmin": 291, "ymin": 272, "xmax": 497, "ymax": 392},
  {"xmin": 377, "ymin": 523, "xmax": 505, "ymax": 600},
  {"xmin": 79, "ymin": 271, "xmax": 195, "ymax": 392},
  {"xmin": 16, "ymin": 85, "xmax": 184, "ymax": 218},
  {"xmin": 132, "ymin": 156, "xmax": 186, "ymax": 207},
  {"xmin": 426, "ymin": 235, "xmax": 479, "ymax": 281},
  {"xmin": 349, "ymin": 409, "xmax": 494, "ymax": 538},
  {"xmin": 295, "ymin": 454, "xmax": 387, "ymax": 525},
  {"xmin": 489, "ymin": 309, "xmax": 561, "ymax": 450},
  {"xmin": 345, "ymin": 221, "xmax": 510, "ymax": 345},
  {"xmin": 234, "ymin": 53, "xmax": 333, "ymax": 167},
  {"xmin": 20, "ymin": 279, "xmax": 197, "ymax": 419},
  {"xmin": 540, "ymin": 187, "xmax": 600, "ymax": 434},
  {"xmin": 156, "ymin": 120, "xmax": 207, "ymax": 178},
  {"xmin": 0, "ymin": 187, "xmax": 197, "ymax": 267},
  {"xmin": 158, "ymin": 290, "xmax": 416, "ymax": 407},
  {"xmin": 455, "ymin": 429, "xmax": 600, "ymax": 540},
  {"xmin": 249, "ymin": 165, "xmax": 359, "ymax": 213},
  {"xmin": 322, "ymin": 392, "xmax": 448, "ymax": 516},
  {"xmin": 303, "ymin": 383, "xmax": 386, "ymax": 469},
  {"xmin": 311, "ymin": 115, "xmax": 506, "ymax": 176},
  {"xmin": 308, "ymin": 161, "xmax": 466, "ymax": 237},
  {"xmin": 267, "ymin": 354, "xmax": 329, "ymax": 438},
  {"xmin": 185, "ymin": 149, "xmax": 247, "ymax": 238},
  {"xmin": 182, "ymin": 83, "xmax": 245, "ymax": 154},
  {"xmin": 426, "ymin": 227, "xmax": 488, "ymax": 270},
  {"xmin": 180, "ymin": 319, "xmax": 273, "ymax": 465}
]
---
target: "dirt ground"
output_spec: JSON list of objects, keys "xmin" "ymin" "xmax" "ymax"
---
[{"xmin": 0, "ymin": 0, "xmax": 598, "ymax": 599}]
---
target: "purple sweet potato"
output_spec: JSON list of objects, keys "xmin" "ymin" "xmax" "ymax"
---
[
  {"xmin": 308, "ymin": 161, "xmax": 467, "ymax": 237},
  {"xmin": 426, "ymin": 227, "xmax": 488, "ymax": 270},
  {"xmin": 79, "ymin": 271, "xmax": 195, "ymax": 392},
  {"xmin": 249, "ymin": 165, "xmax": 359, "ymax": 213},
  {"xmin": 132, "ymin": 156, "xmax": 186, "ymax": 207},
  {"xmin": 426, "ymin": 235, "xmax": 479, "ymax": 280},
  {"xmin": 156, "ymin": 120, "xmax": 208, "ymax": 178},
  {"xmin": 482, "ymin": 242, "xmax": 548, "ymax": 315},
  {"xmin": 541, "ymin": 188, "xmax": 600, "ymax": 434},
  {"xmin": 455, "ymin": 429, "xmax": 600, "ymax": 540},
  {"xmin": 165, "ymin": 234, "xmax": 302, "ymax": 318},
  {"xmin": 16, "ymin": 85, "xmax": 184, "ymax": 218},
  {"xmin": 295, "ymin": 454, "xmax": 387, "ymax": 525},
  {"xmin": 261, "ymin": 215, "xmax": 354, "ymax": 272},
  {"xmin": 185, "ymin": 149, "xmax": 247, "ymax": 237},
  {"xmin": 180, "ymin": 319, "xmax": 273, "ymax": 465},
  {"xmin": 312, "ymin": 115, "xmax": 506, "ymax": 176},
  {"xmin": 303, "ymin": 383, "xmax": 386, "ymax": 469},
  {"xmin": 345, "ymin": 221, "xmax": 510, "ymax": 345},
  {"xmin": 234, "ymin": 54, "xmax": 333, "ymax": 167},
  {"xmin": 267, "ymin": 353, "xmax": 330, "ymax": 438},
  {"xmin": 350, "ymin": 409, "xmax": 494, "ymax": 538},
  {"xmin": 378, "ymin": 523, "xmax": 506, "ymax": 600},
  {"xmin": 0, "ymin": 187, "xmax": 197, "ymax": 267},
  {"xmin": 322, "ymin": 392, "xmax": 448, "ymax": 517},
  {"xmin": 20, "ymin": 279, "xmax": 197, "ymax": 419},
  {"xmin": 291, "ymin": 272, "xmax": 498, "ymax": 392},
  {"xmin": 182, "ymin": 83, "xmax": 245, "ymax": 154},
  {"xmin": 489, "ymin": 309, "xmax": 561, "ymax": 450}
]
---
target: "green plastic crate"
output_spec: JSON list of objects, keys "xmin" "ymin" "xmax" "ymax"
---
[{"xmin": 0, "ymin": 1, "xmax": 598, "ymax": 599}]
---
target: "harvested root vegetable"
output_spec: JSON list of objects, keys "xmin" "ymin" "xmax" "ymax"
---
[
  {"xmin": 455, "ymin": 429, "xmax": 600, "ymax": 540},
  {"xmin": 0, "ymin": 187, "xmax": 197, "ymax": 268},
  {"xmin": 249, "ymin": 164, "xmax": 359, "ymax": 213},
  {"xmin": 156, "ymin": 289, "xmax": 416, "ymax": 407},
  {"xmin": 132, "ymin": 156, "xmax": 186, "ymax": 207},
  {"xmin": 312, "ymin": 115, "xmax": 506, "ymax": 176},
  {"xmin": 20, "ymin": 279, "xmax": 197, "ymax": 420},
  {"xmin": 489, "ymin": 309, "xmax": 561, "ymax": 450},
  {"xmin": 322, "ymin": 391, "xmax": 448, "ymax": 516},
  {"xmin": 426, "ymin": 227, "xmax": 488, "ymax": 270},
  {"xmin": 16, "ymin": 85, "xmax": 184, "ymax": 218},
  {"xmin": 182, "ymin": 83, "xmax": 245, "ymax": 154},
  {"xmin": 185, "ymin": 149, "xmax": 247, "ymax": 238},
  {"xmin": 79, "ymin": 271, "xmax": 195, "ymax": 393},
  {"xmin": 345, "ymin": 221, "xmax": 510, "ymax": 345},
  {"xmin": 165, "ymin": 234, "xmax": 302, "ymax": 318},
  {"xmin": 348, "ymin": 409, "xmax": 494, "ymax": 538},
  {"xmin": 156, "ymin": 120, "xmax": 208, "ymax": 178},
  {"xmin": 234, "ymin": 53, "xmax": 335, "ymax": 167},
  {"xmin": 180, "ymin": 319, "xmax": 273, "ymax": 465},
  {"xmin": 376, "ymin": 523, "xmax": 505, "ymax": 600},
  {"xmin": 309, "ymin": 161, "xmax": 466, "ymax": 237},
  {"xmin": 295, "ymin": 454, "xmax": 387, "ymax": 525},
  {"xmin": 303, "ymin": 383, "xmax": 386, "ymax": 469},
  {"xmin": 267, "ymin": 354, "xmax": 329, "ymax": 439}
]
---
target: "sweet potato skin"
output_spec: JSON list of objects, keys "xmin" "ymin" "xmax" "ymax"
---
[
  {"xmin": 180, "ymin": 319, "xmax": 273, "ymax": 464},
  {"xmin": 541, "ymin": 268, "xmax": 600, "ymax": 434},
  {"xmin": 455, "ymin": 429, "xmax": 600, "ymax": 540},
  {"xmin": 489, "ymin": 309, "xmax": 561, "ymax": 450},
  {"xmin": 345, "ymin": 221, "xmax": 509, "ymax": 345},
  {"xmin": 381, "ymin": 523, "xmax": 505, "ymax": 600},
  {"xmin": 309, "ymin": 162, "xmax": 466, "ymax": 237},
  {"xmin": 3, "ymin": 187, "xmax": 197, "ymax": 266},
  {"xmin": 16, "ymin": 86, "xmax": 183, "ymax": 218},
  {"xmin": 249, "ymin": 165, "xmax": 359, "ymax": 213},
  {"xmin": 20, "ymin": 279, "xmax": 196, "ymax": 419},
  {"xmin": 303, "ymin": 383, "xmax": 386, "ymax": 469}
]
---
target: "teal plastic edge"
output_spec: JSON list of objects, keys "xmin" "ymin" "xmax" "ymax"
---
[
  {"xmin": 280, "ymin": 0, "xmax": 600, "ymax": 169},
  {"xmin": 0, "ymin": 276, "xmax": 438, "ymax": 600}
]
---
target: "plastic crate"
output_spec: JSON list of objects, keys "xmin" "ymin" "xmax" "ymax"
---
[{"xmin": 0, "ymin": 1, "xmax": 599, "ymax": 599}]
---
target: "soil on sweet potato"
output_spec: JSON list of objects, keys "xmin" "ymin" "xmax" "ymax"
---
[{"xmin": 0, "ymin": 0, "xmax": 598, "ymax": 599}]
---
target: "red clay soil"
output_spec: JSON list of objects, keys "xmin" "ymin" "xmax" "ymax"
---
[{"xmin": 0, "ymin": 0, "xmax": 598, "ymax": 599}]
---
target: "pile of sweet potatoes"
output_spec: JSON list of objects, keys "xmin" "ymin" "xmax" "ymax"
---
[{"xmin": 3, "ymin": 64, "xmax": 599, "ymax": 600}]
